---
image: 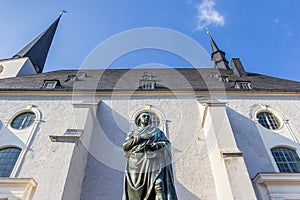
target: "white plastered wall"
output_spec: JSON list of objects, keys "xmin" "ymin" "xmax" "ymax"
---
[
  {"xmin": 0, "ymin": 96, "xmax": 80, "ymax": 200},
  {"xmin": 0, "ymin": 57, "xmax": 36, "ymax": 79},
  {"xmin": 226, "ymin": 96, "xmax": 300, "ymax": 174},
  {"xmin": 80, "ymin": 96, "xmax": 217, "ymax": 200},
  {"xmin": 226, "ymin": 96, "xmax": 300, "ymax": 199}
]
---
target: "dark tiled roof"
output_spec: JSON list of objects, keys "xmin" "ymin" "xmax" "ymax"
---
[{"xmin": 0, "ymin": 68, "xmax": 299, "ymax": 92}]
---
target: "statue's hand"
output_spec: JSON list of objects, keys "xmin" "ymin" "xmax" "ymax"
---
[
  {"xmin": 150, "ymin": 142, "xmax": 164, "ymax": 151},
  {"xmin": 140, "ymin": 132, "xmax": 152, "ymax": 140}
]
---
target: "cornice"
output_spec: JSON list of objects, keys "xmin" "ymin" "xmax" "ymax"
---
[{"xmin": 0, "ymin": 90, "xmax": 299, "ymax": 97}]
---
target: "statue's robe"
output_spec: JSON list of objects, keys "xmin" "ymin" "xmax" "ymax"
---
[{"xmin": 123, "ymin": 125, "xmax": 178, "ymax": 200}]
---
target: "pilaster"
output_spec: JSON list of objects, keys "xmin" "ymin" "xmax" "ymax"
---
[{"xmin": 199, "ymin": 99, "xmax": 256, "ymax": 199}]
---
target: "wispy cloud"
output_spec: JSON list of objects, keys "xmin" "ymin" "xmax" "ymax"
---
[
  {"xmin": 273, "ymin": 17, "xmax": 280, "ymax": 24},
  {"xmin": 196, "ymin": 0, "xmax": 225, "ymax": 30},
  {"xmin": 272, "ymin": 17, "xmax": 292, "ymax": 37}
]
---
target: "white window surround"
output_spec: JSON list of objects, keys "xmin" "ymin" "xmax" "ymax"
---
[
  {"xmin": 257, "ymin": 112, "xmax": 280, "ymax": 130},
  {"xmin": 11, "ymin": 112, "xmax": 36, "ymax": 130},
  {"xmin": 252, "ymin": 105, "xmax": 286, "ymax": 132},
  {"xmin": 0, "ymin": 105, "xmax": 41, "ymax": 177},
  {"xmin": 6, "ymin": 106, "xmax": 41, "ymax": 133}
]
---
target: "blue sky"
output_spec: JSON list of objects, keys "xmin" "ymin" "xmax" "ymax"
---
[{"xmin": 0, "ymin": 0, "xmax": 299, "ymax": 81}]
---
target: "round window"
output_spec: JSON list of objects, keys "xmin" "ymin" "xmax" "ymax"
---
[
  {"xmin": 256, "ymin": 111, "xmax": 280, "ymax": 130},
  {"xmin": 11, "ymin": 112, "xmax": 36, "ymax": 130},
  {"xmin": 135, "ymin": 112, "xmax": 160, "ymax": 127}
]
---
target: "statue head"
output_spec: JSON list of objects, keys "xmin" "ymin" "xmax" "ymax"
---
[{"xmin": 136, "ymin": 112, "xmax": 151, "ymax": 127}]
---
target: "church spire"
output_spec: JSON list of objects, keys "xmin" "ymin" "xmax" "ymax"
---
[
  {"xmin": 207, "ymin": 31, "xmax": 230, "ymax": 70},
  {"xmin": 13, "ymin": 13, "xmax": 63, "ymax": 73}
]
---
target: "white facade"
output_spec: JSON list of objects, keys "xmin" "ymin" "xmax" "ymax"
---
[{"xmin": 0, "ymin": 93, "xmax": 298, "ymax": 199}]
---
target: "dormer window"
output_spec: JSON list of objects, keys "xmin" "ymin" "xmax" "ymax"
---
[
  {"xmin": 66, "ymin": 75, "xmax": 77, "ymax": 82},
  {"xmin": 234, "ymin": 81, "xmax": 252, "ymax": 90},
  {"xmin": 139, "ymin": 72, "xmax": 156, "ymax": 90},
  {"xmin": 209, "ymin": 73, "xmax": 219, "ymax": 79},
  {"xmin": 42, "ymin": 80, "xmax": 61, "ymax": 89},
  {"xmin": 140, "ymin": 80, "xmax": 156, "ymax": 90},
  {"xmin": 77, "ymin": 72, "xmax": 87, "ymax": 80},
  {"xmin": 219, "ymin": 76, "xmax": 229, "ymax": 82},
  {"xmin": 143, "ymin": 72, "xmax": 153, "ymax": 80}
]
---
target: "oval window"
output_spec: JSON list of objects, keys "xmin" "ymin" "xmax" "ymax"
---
[
  {"xmin": 11, "ymin": 112, "xmax": 36, "ymax": 130},
  {"xmin": 256, "ymin": 111, "xmax": 280, "ymax": 130}
]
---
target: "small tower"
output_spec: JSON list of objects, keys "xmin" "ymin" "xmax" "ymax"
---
[
  {"xmin": 207, "ymin": 31, "xmax": 230, "ymax": 70},
  {"xmin": 0, "ymin": 13, "xmax": 63, "ymax": 79}
]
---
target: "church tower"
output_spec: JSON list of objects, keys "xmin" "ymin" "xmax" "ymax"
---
[
  {"xmin": 208, "ymin": 32, "xmax": 230, "ymax": 70},
  {"xmin": 0, "ymin": 13, "xmax": 62, "ymax": 79}
]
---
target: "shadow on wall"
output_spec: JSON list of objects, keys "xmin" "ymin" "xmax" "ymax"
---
[
  {"xmin": 226, "ymin": 107, "xmax": 275, "ymax": 178},
  {"xmin": 80, "ymin": 101, "xmax": 128, "ymax": 199},
  {"xmin": 80, "ymin": 153, "xmax": 124, "ymax": 199},
  {"xmin": 80, "ymin": 152, "xmax": 201, "ymax": 199},
  {"xmin": 80, "ymin": 101, "xmax": 201, "ymax": 199},
  {"xmin": 98, "ymin": 101, "xmax": 129, "ymax": 147},
  {"xmin": 175, "ymin": 181, "xmax": 201, "ymax": 200}
]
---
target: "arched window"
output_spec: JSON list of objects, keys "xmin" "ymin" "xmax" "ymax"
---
[
  {"xmin": 11, "ymin": 112, "xmax": 36, "ymax": 130},
  {"xmin": 271, "ymin": 147, "xmax": 300, "ymax": 173},
  {"xmin": 257, "ymin": 111, "xmax": 280, "ymax": 130},
  {"xmin": 135, "ymin": 112, "xmax": 160, "ymax": 127},
  {"xmin": 0, "ymin": 147, "xmax": 21, "ymax": 177}
]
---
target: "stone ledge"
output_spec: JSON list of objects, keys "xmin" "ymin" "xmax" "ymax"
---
[
  {"xmin": 220, "ymin": 149, "xmax": 243, "ymax": 158},
  {"xmin": 72, "ymin": 100, "xmax": 101, "ymax": 108},
  {"xmin": 253, "ymin": 173, "xmax": 300, "ymax": 200},
  {"xmin": 0, "ymin": 178, "xmax": 37, "ymax": 200},
  {"xmin": 49, "ymin": 129, "xmax": 83, "ymax": 143}
]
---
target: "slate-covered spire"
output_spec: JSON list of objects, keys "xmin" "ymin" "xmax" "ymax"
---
[
  {"xmin": 13, "ymin": 13, "xmax": 63, "ymax": 73},
  {"xmin": 207, "ymin": 31, "xmax": 230, "ymax": 70}
]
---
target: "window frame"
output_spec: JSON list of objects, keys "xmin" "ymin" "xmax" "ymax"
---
[
  {"xmin": 252, "ymin": 106, "xmax": 285, "ymax": 132},
  {"xmin": 7, "ymin": 106, "xmax": 41, "ymax": 134},
  {"xmin": 140, "ymin": 80, "xmax": 156, "ymax": 90},
  {"xmin": 271, "ymin": 147, "xmax": 300, "ymax": 173},
  {"xmin": 234, "ymin": 81, "xmax": 252, "ymax": 90},
  {"xmin": 41, "ymin": 79, "xmax": 61, "ymax": 89},
  {"xmin": 10, "ymin": 112, "xmax": 36, "ymax": 130},
  {"xmin": 0, "ymin": 147, "xmax": 22, "ymax": 177},
  {"xmin": 256, "ymin": 111, "xmax": 281, "ymax": 130}
]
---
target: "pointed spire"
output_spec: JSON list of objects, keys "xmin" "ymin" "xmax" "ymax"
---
[
  {"xmin": 208, "ymin": 33, "xmax": 220, "ymax": 53},
  {"xmin": 13, "ymin": 13, "xmax": 63, "ymax": 73},
  {"xmin": 206, "ymin": 31, "xmax": 230, "ymax": 70}
]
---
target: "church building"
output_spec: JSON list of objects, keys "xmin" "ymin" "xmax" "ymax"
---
[{"xmin": 0, "ymin": 14, "xmax": 299, "ymax": 200}]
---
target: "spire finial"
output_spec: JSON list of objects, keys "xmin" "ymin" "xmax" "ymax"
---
[
  {"xmin": 59, "ymin": 10, "xmax": 67, "ymax": 17},
  {"xmin": 206, "ymin": 27, "xmax": 211, "ymax": 36}
]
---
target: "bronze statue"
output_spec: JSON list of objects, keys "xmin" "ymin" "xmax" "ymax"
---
[{"xmin": 122, "ymin": 112, "xmax": 178, "ymax": 200}]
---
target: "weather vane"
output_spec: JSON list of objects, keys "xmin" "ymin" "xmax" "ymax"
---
[{"xmin": 59, "ymin": 10, "xmax": 67, "ymax": 17}]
